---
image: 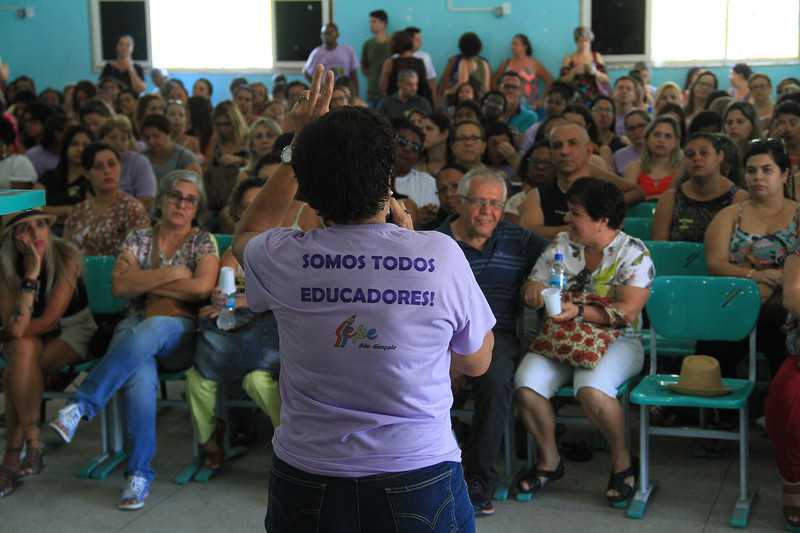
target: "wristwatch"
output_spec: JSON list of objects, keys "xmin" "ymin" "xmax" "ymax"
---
[
  {"xmin": 20, "ymin": 278, "xmax": 38, "ymax": 293},
  {"xmin": 280, "ymin": 143, "xmax": 293, "ymax": 165},
  {"xmin": 576, "ymin": 303, "xmax": 585, "ymax": 322}
]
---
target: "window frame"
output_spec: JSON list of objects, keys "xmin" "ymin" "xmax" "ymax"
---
[
  {"xmin": 580, "ymin": 0, "xmax": 800, "ymax": 67},
  {"xmin": 91, "ymin": 0, "xmax": 331, "ymax": 73}
]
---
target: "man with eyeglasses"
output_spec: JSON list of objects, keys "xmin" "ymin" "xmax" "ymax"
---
[
  {"xmin": 376, "ymin": 70, "xmax": 431, "ymax": 121},
  {"xmin": 499, "ymin": 71, "xmax": 538, "ymax": 140},
  {"xmin": 391, "ymin": 120, "xmax": 438, "ymax": 223},
  {"xmin": 613, "ymin": 109, "xmax": 651, "ymax": 175},
  {"xmin": 451, "ymin": 120, "xmax": 488, "ymax": 171},
  {"xmin": 437, "ymin": 168, "xmax": 546, "ymax": 517}
]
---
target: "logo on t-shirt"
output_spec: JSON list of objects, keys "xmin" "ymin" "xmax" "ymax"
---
[{"xmin": 334, "ymin": 314, "xmax": 378, "ymax": 348}]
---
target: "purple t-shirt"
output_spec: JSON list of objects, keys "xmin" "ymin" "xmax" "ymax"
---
[
  {"xmin": 244, "ymin": 224, "xmax": 495, "ymax": 477},
  {"xmin": 121, "ymin": 150, "xmax": 157, "ymax": 199},
  {"xmin": 613, "ymin": 145, "xmax": 641, "ymax": 175},
  {"xmin": 303, "ymin": 45, "xmax": 360, "ymax": 80},
  {"xmin": 26, "ymin": 145, "xmax": 59, "ymax": 177}
]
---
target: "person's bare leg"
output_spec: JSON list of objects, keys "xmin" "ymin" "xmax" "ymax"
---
[
  {"xmin": 576, "ymin": 387, "xmax": 632, "ymax": 498},
  {"xmin": 515, "ymin": 387, "xmax": 560, "ymax": 489},
  {"xmin": 2, "ymin": 371, "xmax": 23, "ymax": 470}
]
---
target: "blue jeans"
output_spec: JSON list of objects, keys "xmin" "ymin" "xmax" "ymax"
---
[
  {"xmin": 266, "ymin": 456, "xmax": 475, "ymax": 533},
  {"xmin": 75, "ymin": 314, "xmax": 195, "ymax": 481}
]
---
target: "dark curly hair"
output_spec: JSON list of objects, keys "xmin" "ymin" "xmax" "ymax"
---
[
  {"xmin": 293, "ymin": 107, "xmax": 393, "ymax": 224},
  {"xmin": 458, "ymin": 32, "xmax": 483, "ymax": 57},
  {"xmin": 566, "ymin": 177, "xmax": 626, "ymax": 230}
]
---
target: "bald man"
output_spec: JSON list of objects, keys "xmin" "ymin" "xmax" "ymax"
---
[
  {"xmin": 303, "ymin": 23, "xmax": 360, "ymax": 96},
  {"xmin": 520, "ymin": 123, "xmax": 644, "ymax": 239}
]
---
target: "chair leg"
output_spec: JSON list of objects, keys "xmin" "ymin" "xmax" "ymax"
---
[
  {"xmin": 628, "ymin": 405, "xmax": 655, "ymax": 519},
  {"xmin": 730, "ymin": 405, "xmax": 758, "ymax": 529},
  {"xmin": 89, "ymin": 393, "xmax": 127, "ymax": 480}
]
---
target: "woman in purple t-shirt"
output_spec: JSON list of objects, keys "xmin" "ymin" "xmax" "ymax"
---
[{"xmin": 234, "ymin": 66, "xmax": 495, "ymax": 533}]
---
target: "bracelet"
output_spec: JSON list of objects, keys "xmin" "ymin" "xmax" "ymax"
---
[{"xmin": 20, "ymin": 278, "xmax": 38, "ymax": 292}]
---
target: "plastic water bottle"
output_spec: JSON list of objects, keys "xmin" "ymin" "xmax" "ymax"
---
[
  {"xmin": 548, "ymin": 252, "xmax": 567, "ymax": 290},
  {"xmin": 216, "ymin": 266, "xmax": 237, "ymax": 331}
]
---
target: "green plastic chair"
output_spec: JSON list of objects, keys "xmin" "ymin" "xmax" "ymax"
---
[
  {"xmin": 623, "ymin": 217, "xmax": 653, "ymax": 240},
  {"xmin": 627, "ymin": 276, "xmax": 760, "ymax": 527},
  {"xmin": 214, "ymin": 234, "xmax": 233, "ymax": 255},
  {"xmin": 84, "ymin": 256, "xmax": 128, "ymax": 315},
  {"xmin": 627, "ymin": 202, "xmax": 657, "ymax": 218},
  {"xmin": 643, "ymin": 241, "xmax": 708, "ymax": 277}
]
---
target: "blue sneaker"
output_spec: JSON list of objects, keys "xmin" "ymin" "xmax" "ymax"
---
[
  {"xmin": 49, "ymin": 403, "xmax": 84, "ymax": 443},
  {"xmin": 118, "ymin": 473, "xmax": 151, "ymax": 511}
]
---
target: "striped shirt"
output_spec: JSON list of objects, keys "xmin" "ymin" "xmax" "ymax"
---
[{"xmin": 438, "ymin": 217, "xmax": 546, "ymax": 332}]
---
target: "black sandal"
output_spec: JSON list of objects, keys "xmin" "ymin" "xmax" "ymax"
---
[
  {"xmin": 606, "ymin": 457, "xmax": 639, "ymax": 509},
  {"xmin": 19, "ymin": 445, "xmax": 45, "ymax": 477},
  {"xmin": 511, "ymin": 459, "xmax": 564, "ymax": 500},
  {"xmin": 0, "ymin": 465, "xmax": 21, "ymax": 498}
]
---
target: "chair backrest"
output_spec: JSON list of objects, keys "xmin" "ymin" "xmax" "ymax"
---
[
  {"xmin": 643, "ymin": 241, "xmax": 708, "ymax": 277},
  {"xmin": 626, "ymin": 201, "xmax": 657, "ymax": 218},
  {"xmin": 623, "ymin": 217, "xmax": 653, "ymax": 240},
  {"xmin": 83, "ymin": 256, "xmax": 128, "ymax": 315},
  {"xmin": 647, "ymin": 276, "xmax": 760, "ymax": 341},
  {"xmin": 214, "ymin": 234, "xmax": 233, "ymax": 255}
]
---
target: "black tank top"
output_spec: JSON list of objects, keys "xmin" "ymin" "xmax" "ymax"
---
[
  {"xmin": 538, "ymin": 182, "xmax": 569, "ymax": 227},
  {"xmin": 669, "ymin": 184, "xmax": 738, "ymax": 243}
]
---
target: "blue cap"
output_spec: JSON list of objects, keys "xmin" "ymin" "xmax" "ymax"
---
[{"xmin": 554, "ymin": 252, "xmax": 564, "ymax": 262}]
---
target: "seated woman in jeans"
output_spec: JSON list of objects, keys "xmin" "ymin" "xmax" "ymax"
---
[
  {"xmin": 49, "ymin": 170, "xmax": 219, "ymax": 510},
  {"xmin": 233, "ymin": 67, "xmax": 495, "ymax": 533},
  {"xmin": 186, "ymin": 178, "xmax": 281, "ymax": 471},
  {"xmin": 515, "ymin": 177, "xmax": 653, "ymax": 507},
  {"xmin": 0, "ymin": 209, "xmax": 97, "ymax": 498}
]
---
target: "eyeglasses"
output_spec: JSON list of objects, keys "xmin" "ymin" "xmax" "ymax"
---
[
  {"xmin": 748, "ymin": 137, "xmax": 786, "ymax": 151},
  {"xmin": 166, "ymin": 191, "xmax": 199, "ymax": 207},
  {"xmin": 460, "ymin": 195, "xmax": 505, "ymax": 210},
  {"xmin": 394, "ymin": 135, "xmax": 422, "ymax": 152},
  {"xmin": 626, "ymin": 122, "xmax": 648, "ymax": 132},
  {"xmin": 453, "ymin": 135, "xmax": 483, "ymax": 143},
  {"xmin": 167, "ymin": 99, "xmax": 185, "ymax": 106}
]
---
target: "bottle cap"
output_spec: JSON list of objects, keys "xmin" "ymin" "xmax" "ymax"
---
[
  {"xmin": 554, "ymin": 252, "xmax": 564, "ymax": 262},
  {"xmin": 218, "ymin": 266, "xmax": 236, "ymax": 295}
]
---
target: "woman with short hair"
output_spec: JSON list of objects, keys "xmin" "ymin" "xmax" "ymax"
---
[
  {"xmin": 49, "ymin": 170, "xmax": 219, "ymax": 510},
  {"xmin": 141, "ymin": 114, "xmax": 202, "ymax": 183},
  {"xmin": 100, "ymin": 35, "xmax": 146, "ymax": 94},
  {"xmin": 64, "ymin": 142, "xmax": 150, "ymax": 256},
  {"xmin": 0, "ymin": 210, "xmax": 96, "ymax": 498},
  {"xmin": 234, "ymin": 67, "xmax": 492, "ymax": 532},
  {"xmin": 516, "ymin": 177, "xmax": 652, "ymax": 506},
  {"xmin": 559, "ymin": 26, "xmax": 609, "ymax": 106},
  {"xmin": 440, "ymin": 32, "xmax": 492, "ymax": 99}
]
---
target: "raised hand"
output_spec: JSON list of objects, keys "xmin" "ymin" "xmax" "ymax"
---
[{"xmin": 285, "ymin": 64, "xmax": 335, "ymax": 133}]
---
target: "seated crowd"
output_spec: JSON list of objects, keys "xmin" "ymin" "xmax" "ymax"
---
[{"xmin": 2, "ymin": 11, "xmax": 800, "ymax": 530}]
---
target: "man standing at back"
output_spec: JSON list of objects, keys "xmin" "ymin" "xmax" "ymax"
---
[
  {"xmin": 405, "ymin": 26, "xmax": 438, "ymax": 108},
  {"xmin": 361, "ymin": 10, "xmax": 391, "ymax": 109},
  {"xmin": 304, "ymin": 23, "xmax": 360, "ymax": 97}
]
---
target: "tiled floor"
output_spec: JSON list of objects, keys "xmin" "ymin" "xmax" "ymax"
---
[{"xmin": 0, "ymin": 397, "xmax": 788, "ymax": 532}]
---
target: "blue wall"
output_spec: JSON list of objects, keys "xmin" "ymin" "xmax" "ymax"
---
[{"xmin": 2, "ymin": 0, "xmax": 797, "ymax": 104}]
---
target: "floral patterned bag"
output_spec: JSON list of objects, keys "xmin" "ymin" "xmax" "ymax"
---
[{"xmin": 531, "ymin": 293, "xmax": 628, "ymax": 369}]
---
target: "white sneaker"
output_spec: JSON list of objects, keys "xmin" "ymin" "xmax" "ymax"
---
[
  {"xmin": 49, "ymin": 403, "xmax": 84, "ymax": 443},
  {"xmin": 118, "ymin": 474, "xmax": 151, "ymax": 511}
]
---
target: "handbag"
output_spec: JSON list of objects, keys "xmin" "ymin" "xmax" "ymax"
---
[
  {"xmin": 143, "ymin": 225, "xmax": 197, "ymax": 320},
  {"xmin": 531, "ymin": 293, "xmax": 627, "ymax": 369}
]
